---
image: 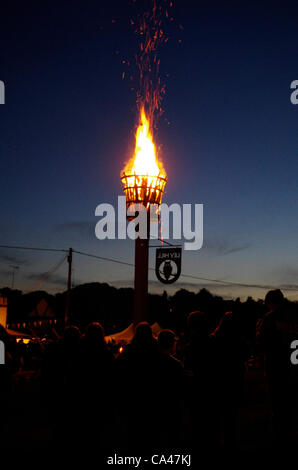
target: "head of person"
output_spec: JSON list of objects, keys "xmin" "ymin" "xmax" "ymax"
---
[
  {"xmin": 187, "ymin": 311, "xmax": 208, "ymax": 339},
  {"xmin": 85, "ymin": 322, "xmax": 106, "ymax": 349},
  {"xmin": 131, "ymin": 322, "xmax": 154, "ymax": 351},
  {"xmin": 265, "ymin": 289, "xmax": 284, "ymax": 311},
  {"xmin": 64, "ymin": 325, "xmax": 81, "ymax": 348},
  {"xmin": 157, "ymin": 329, "xmax": 177, "ymax": 355}
]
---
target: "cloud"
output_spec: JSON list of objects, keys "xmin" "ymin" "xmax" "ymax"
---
[
  {"xmin": 222, "ymin": 242, "xmax": 252, "ymax": 255},
  {"xmin": 56, "ymin": 221, "xmax": 93, "ymax": 231},
  {"xmin": 54, "ymin": 221, "xmax": 95, "ymax": 239},
  {"xmin": 0, "ymin": 250, "xmax": 28, "ymax": 265},
  {"xmin": 273, "ymin": 265, "xmax": 298, "ymax": 293},
  {"xmin": 26, "ymin": 272, "xmax": 68, "ymax": 288},
  {"xmin": 203, "ymin": 238, "xmax": 252, "ymax": 256},
  {"xmin": 280, "ymin": 284, "xmax": 298, "ymax": 291}
]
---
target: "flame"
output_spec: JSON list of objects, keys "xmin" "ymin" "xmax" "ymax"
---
[
  {"xmin": 124, "ymin": 106, "xmax": 165, "ymax": 179},
  {"xmin": 121, "ymin": 107, "xmax": 167, "ymax": 210}
]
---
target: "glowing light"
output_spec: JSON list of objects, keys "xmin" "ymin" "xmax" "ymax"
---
[
  {"xmin": 16, "ymin": 338, "xmax": 30, "ymax": 345},
  {"xmin": 124, "ymin": 107, "xmax": 164, "ymax": 179},
  {"xmin": 121, "ymin": 107, "xmax": 166, "ymax": 210}
]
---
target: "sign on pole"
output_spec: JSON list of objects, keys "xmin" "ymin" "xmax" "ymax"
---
[{"xmin": 155, "ymin": 247, "xmax": 182, "ymax": 284}]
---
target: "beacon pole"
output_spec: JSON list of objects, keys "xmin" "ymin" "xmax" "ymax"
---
[{"xmin": 133, "ymin": 210, "xmax": 150, "ymax": 327}]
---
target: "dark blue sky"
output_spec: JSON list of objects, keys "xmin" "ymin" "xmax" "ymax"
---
[{"xmin": 0, "ymin": 0, "xmax": 297, "ymax": 299}]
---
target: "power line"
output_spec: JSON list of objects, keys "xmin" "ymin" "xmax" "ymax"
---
[
  {"xmin": 0, "ymin": 244, "xmax": 68, "ymax": 253},
  {"xmin": 24, "ymin": 254, "xmax": 67, "ymax": 294},
  {"xmin": 74, "ymin": 248, "xmax": 298, "ymax": 292},
  {"xmin": 177, "ymin": 273, "xmax": 275, "ymax": 290},
  {"xmin": 73, "ymin": 249, "xmax": 135, "ymax": 268},
  {"xmin": 0, "ymin": 243, "xmax": 297, "ymax": 292}
]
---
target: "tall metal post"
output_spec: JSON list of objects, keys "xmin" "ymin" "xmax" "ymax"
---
[
  {"xmin": 133, "ymin": 211, "xmax": 150, "ymax": 327},
  {"xmin": 65, "ymin": 247, "xmax": 72, "ymax": 326},
  {"xmin": 121, "ymin": 173, "xmax": 166, "ymax": 328}
]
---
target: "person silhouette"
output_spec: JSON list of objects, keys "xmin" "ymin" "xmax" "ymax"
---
[
  {"xmin": 183, "ymin": 311, "xmax": 217, "ymax": 450},
  {"xmin": 156, "ymin": 329, "xmax": 184, "ymax": 447},
  {"xmin": 76, "ymin": 322, "xmax": 116, "ymax": 449},
  {"xmin": 41, "ymin": 325, "xmax": 82, "ymax": 447},
  {"xmin": 211, "ymin": 311, "xmax": 248, "ymax": 448},
  {"xmin": 117, "ymin": 322, "xmax": 160, "ymax": 450},
  {"xmin": 257, "ymin": 289, "xmax": 298, "ymax": 448},
  {"xmin": 0, "ymin": 325, "xmax": 12, "ymax": 446}
]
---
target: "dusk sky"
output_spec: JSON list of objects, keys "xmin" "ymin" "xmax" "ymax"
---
[{"xmin": 0, "ymin": 0, "xmax": 297, "ymax": 300}]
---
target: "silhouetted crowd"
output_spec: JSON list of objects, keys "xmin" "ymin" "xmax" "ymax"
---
[{"xmin": 0, "ymin": 289, "xmax": 298, "ymax": 452}]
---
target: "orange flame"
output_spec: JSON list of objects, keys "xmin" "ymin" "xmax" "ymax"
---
[
  {"xmin": 124, "ymin": 106, "xmax": 165, "ymax": 180},
  {"xmin": 121, "ymin": 107, "xmax": 167, "ymax": 210}
]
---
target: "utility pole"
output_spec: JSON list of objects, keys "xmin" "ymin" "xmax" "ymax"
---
[{"xmin": 65, "ymin": 247, "xmax": 72, "ymax": 326}]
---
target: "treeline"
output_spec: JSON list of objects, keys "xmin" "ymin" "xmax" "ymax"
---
[{"xmin": 1, "ymin": 283, "xmax": 296, "ymax": 340}]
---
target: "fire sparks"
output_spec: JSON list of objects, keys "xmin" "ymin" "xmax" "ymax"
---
[{"xmin": 120, "ymin": 0, "xmax": 178, "ymax": 210}]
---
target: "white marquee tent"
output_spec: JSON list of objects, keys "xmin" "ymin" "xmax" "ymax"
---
[{"xmin": 105, "ymin": 322, "xmax": 162, "ymax": 343}]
